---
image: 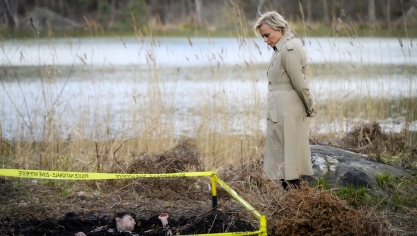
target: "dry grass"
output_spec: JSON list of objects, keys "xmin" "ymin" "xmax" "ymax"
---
[
  {"xmin": 1, "ymin": 1, "xmax": 415, "ymax": 172},
  {"xmin": 342, "ymin": 122, "xmax": 405, "ymax": 157},
  {"xmin": 3, "ymin": 137, "xmax": 410, "ymax": 235},
  {"xmin": 253, "ymin": 183, "xmax": 393, "ymax": 236}
]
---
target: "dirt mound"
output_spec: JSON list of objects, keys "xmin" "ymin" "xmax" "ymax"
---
[
  {"xmin": 123, "ymin": 139, "xmax": 219, "ymax": 201},
  {"xmin": 341, "ymin": 122, "xmax": 402, "ymax": 156},
  {"xmin": 225, "ymin": 168, "xmax": 395, "ymax": 235},
  {"xmin": 128, "ymin": 139, "xmax": 202, "ymax": 174},
  {"xmin": 268, "ymin": 183, "xmax": 389, "ymax": 235},
  {"xmin": 339, "ymin": 122, "xmax": 417, "ymax": 170}
]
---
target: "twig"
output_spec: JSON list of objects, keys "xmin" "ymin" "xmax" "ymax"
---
[
  {"xmin": 365, "ymin": 196, "xmax": 386, "ymax": 220},
  {"xmin": 177, "ymin": 205, "xmax": 222, "ymax": 232},
  {"xmin": 95, "ymin": 141, "xmax": 100, "ymax": 172},
  {"xmin": 207, "ymin": 214, "xmax": 217, "ymax": 233},
  {"xmin": 113, "ymin": 138, "xmax": 135, "ymax": 157},
  {"xmin": 296, "ymin": 199, "xmax": 305, "ymax": 214}
]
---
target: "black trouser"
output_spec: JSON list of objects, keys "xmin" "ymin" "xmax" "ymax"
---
[{"xmin": 280, "ymin": 179, "xmax": 301, "ymax": 190}]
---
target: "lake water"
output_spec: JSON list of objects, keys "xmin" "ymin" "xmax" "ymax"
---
[
  {"xmin": 2, "ymin": 36, "xmax": 416, "ymax": 66},
  {"xmin": 1, "ymin": 36, "xmax": 416, "ymax": 140}
]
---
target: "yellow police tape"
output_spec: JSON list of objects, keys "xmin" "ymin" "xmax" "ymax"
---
[
  {"xmin": 0, "ymin": 169, "xmax": 214, "ymax": 180},
  {"xmin": 214, "ymin": 175, "xmax": 261, "ymax": 219},
  {"xmin": 0, "ymin": 169, "xmax": 267, "ymax": 236}
]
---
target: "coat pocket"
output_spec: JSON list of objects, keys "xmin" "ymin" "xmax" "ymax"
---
[{"xmin": 268, "ymin": 109, "xmax": 279, "ymax": 123}]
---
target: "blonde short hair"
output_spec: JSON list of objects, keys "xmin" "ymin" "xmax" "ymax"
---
[{"xmin": 253, "ymin": 11, "xmax": 290, "ymax": 37}]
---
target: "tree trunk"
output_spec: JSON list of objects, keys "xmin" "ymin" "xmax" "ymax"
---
[
  {"xmin": 110, "ymin": 0, "xmax": 116, "ymax": 26},
  {"xmin": 368, "ymin": 0, "xmax": 376, "ymax": 23},
  {"xmin": 322, "ymin": 0, "xmax": 330, "ymax": 25},
  {"xmin": 307, "ymin": 0, "xmax": 312, "ymax": 24},
  {"xmin": 59, "ymin": 0, "xmax": 65, "ymax": 16},
  {"xmin": 0, "ymin": 1, "xmax": 9, "ymax": 26},
  {"xmin": 386, "ymin": 0, "xmax": 390, "ymax": 29},
  {"xmin": 51, "ymin": 0, "xmax": 55, "ymax": 10},
  {"xmin": 4, "ymin": 0, "xmax": 19, "ymax": 29},
  {"xmin": 163, "ymin": 0, "xmax": 171, "ymax": 24},
  {"xmin": 195, "ymin": 0, "xmax": 203, "ymax": 26},
  {"xmin": 186, "ymin": 0, "xmax": 193, "ymax": 19},
  {"xmin": 181, "ymin": 0, "xmax": 186, "ymax": 21}
]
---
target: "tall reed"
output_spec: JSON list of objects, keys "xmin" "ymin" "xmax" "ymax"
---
[{"xmin": 0, "ymin": 1, "xmax": 415, "ymax": 175}]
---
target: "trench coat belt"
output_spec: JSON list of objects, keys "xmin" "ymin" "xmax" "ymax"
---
[{"xmin": 268, "ymin": 84, "xmax": 294, "ymax": 92}]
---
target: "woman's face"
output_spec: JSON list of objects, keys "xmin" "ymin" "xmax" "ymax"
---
[
  {"xmin": 116, "ymin": 214, "xmax": 136, "ymax": 231},
  {"xmin": 258, "ymin": 23, "xmax": 283, "ymax": 48}
]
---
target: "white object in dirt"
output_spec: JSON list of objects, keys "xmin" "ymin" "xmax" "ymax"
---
[{"xmin": 158, "ymin": 213, "xmax": 173, "ymax": 236}]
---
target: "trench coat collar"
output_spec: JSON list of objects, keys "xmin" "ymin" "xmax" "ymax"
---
[{"xmin": 273, "ymin": 32, "xmax": 294, "ymax": 52}]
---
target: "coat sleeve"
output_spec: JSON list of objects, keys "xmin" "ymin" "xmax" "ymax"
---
[{"xmin": 283, "ymin": 40, "xmax": 317, "ymax": 117}]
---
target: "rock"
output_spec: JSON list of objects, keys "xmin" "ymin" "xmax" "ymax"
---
[{"xmin": 304, "ymin": 145, "xmax": 409, "ymax": 190}]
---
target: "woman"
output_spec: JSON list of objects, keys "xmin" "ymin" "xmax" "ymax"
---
[
  {"xmin": 75, "ymin": 211, "xmax": 137, "ymax": 236},
  {"xmin": 254, "ymin": 11, "xmax": 317, "ymax": 189}
]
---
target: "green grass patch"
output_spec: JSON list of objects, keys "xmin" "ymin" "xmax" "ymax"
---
[
  {"xmin": 382, "ymin": 174, "xmax": 417, "ymax": 211},
  {"xmin": 312, "ymin": 177, "xmax": 330, "ymax": 190},
  {"xmin": 333, "ymin": 173, "xmax": 417, "ymax": 212},
  {"xmin": 335, "ymin": 184, "xmax": 375, "ymax": 207}
]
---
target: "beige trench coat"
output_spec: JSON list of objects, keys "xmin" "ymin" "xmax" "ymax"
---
[{"xmin": 264, "ymin": 32, "xmax": 316, "ymax": 181}]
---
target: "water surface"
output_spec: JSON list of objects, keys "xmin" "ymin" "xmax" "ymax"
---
[{"xmin": 1, "ymin": 36, "xmax": 416, "ymax": 140}]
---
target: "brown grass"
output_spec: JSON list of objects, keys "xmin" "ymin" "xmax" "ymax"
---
[
  {"xmin": 219, "ymin": 152, "xmax": 395, "ymax": 236},
  {"xmin": 4, "ymin": 134, "xmax": 417, "ymax": 235},
  {"xmin": 341, "ymin": 122, "xmax": 404, "ymax": 157}
]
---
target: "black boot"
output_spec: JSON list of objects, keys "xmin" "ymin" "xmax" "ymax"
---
[
  {"xmin": 288, "ymin": 179, "xmax": 301, "ymax": 189},
  {"xmin": 280, "ymin": 179, "xmax": 288, "ymax": 190}
]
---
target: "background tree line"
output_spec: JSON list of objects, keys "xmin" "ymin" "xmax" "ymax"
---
[{"xmin": 1, "ymin": 0, "xmax": 416, "ymax": 33}]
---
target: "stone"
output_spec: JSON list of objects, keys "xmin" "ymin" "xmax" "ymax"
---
[{"xmin": 304, "ymin": 145, "xmax": 409, "ymax": 190}]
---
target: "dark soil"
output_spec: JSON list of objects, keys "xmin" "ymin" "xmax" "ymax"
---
[
  {"xmin": 0, "ymin": 209, "xmax": 255, "ymax": 236},
  {"xmin": 0, "ymin": 174, "xmax": 257, "ymax": 236}
]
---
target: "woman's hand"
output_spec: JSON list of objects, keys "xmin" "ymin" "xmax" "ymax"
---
[{"xmin": 307, "ymin": 102, "xmax": 318, "ymax": 117}]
